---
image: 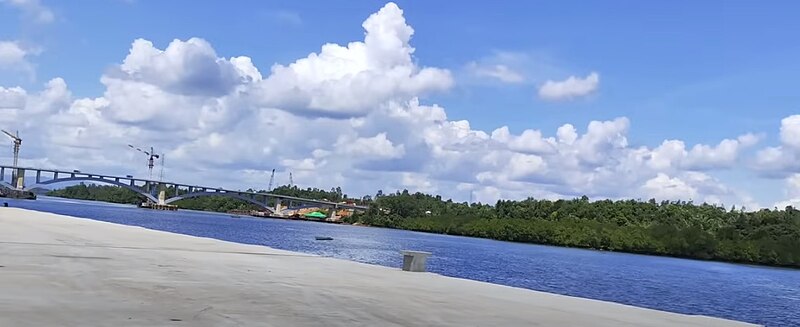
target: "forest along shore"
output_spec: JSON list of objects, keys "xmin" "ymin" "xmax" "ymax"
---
[
  {"xmin": 46, "ymin": 184, "xmax": 800, "ymax": 268},
  {"xmin": 0, "ymin": 208, "xmax": 758, "ymax": 327}
]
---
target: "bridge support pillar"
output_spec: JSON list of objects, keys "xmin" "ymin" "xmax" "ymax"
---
[
  {"xmin": 329, "ymin": 205, "xmax": 339, "ymax": 221},
  {"xmin": 14, "ymin": 168, "xmax": 24, "ymax": 189},
  {"xmin": 36, "ymin": 170, "xmax": 41, "ymax": 184},
  {"xmin": 157, "ymin": 184, "xmax": 167, "ymax": 205},
  {"xmin": 274, "ymin": 199, "xmax": 283, "ymax": 217},
  {"xmin": 0, "ymin": 167, "xmax": 4, "ymax": 182}
]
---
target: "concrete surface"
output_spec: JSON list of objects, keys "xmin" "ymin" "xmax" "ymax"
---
[{"xmin": 0, "ymin": 208, "xmax": 758, "ymax": 327}]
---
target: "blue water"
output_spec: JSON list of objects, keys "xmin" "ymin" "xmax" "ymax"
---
[{"xmin": 3, "ymin": 196, "xmax": 798, "ymax": 326}]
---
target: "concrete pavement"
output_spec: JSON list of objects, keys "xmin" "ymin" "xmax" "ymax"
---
[{"xmin": 0, "ymin": 208, "xmax": 758, "ymax": 326}]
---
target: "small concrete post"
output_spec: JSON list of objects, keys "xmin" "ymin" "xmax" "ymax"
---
[{"xmin": 401, "ymin": 250, "xmax": 431, "ymax": 272}]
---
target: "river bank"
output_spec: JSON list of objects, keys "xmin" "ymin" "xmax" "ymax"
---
[
  {"xmin": 0, "ymin": 207, "xmax": 757, "ymax": 326},
  {"xmin": 36, "ymin": 192, "xmax": 800, "ymax": 270}
]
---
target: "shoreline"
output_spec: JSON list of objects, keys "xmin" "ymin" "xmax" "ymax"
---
[
  {"xmin": 0, "ymin": 207, "xmax": 759, "ymax": 326},
  {"xmin": 18, "ymin": 195, "xmax": 800, "ymax": 270}
]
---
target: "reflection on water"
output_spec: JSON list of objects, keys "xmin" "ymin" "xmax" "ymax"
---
[{"xmin": 3, "ymin": 196, "xmax": 798, "ymax": 326}]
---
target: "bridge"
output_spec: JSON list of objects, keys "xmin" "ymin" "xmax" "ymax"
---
[{"xmin": 0, "ymin": 165, "xmax": 368, "ymax": 218}]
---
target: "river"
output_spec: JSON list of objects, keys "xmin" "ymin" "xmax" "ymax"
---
[{"xmin": 2, "ymin": 196, "xmax": 797, "ymax": 326}]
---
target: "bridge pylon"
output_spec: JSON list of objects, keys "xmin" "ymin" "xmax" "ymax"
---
[
  {"xmin": 157, "ymin": 184, "xmax": 167, "ymax": 205},
  {"xmin": 14, "ymin": 168, "xmax": 24, "ymax": 189}
]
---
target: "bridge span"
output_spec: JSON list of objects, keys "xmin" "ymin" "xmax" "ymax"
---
[{"xmin": 0, "ymin": 165, "xmax": 368, "ymax": 217}]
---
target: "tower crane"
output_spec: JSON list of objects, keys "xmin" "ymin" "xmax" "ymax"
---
[
  {"xmin": 127, "ymin": 144, "xmax": 160, "ymax": 179},
  {"xmin": 158, "ymin": 154, "xmax": 166, "ymax": 183},
  {"xmin": 2, "ymin": 129, "xmax": 21, "ymax": 167},
  {"xmin": 267, "ymin": 169, "xmax": 275, "ymax": 191},
  {"xmin": 2, "ymin": 130, "xmax": 21, "ymax": 186}
]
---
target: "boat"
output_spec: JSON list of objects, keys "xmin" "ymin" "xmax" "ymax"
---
[{"xmin": 315, "ymin": 236, "xmax": 334, "ymax": 241}]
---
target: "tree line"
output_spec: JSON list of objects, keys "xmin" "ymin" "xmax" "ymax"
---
[
  {"xmin": 344, "ymin": 191, "xmax": 800, "ymax": 268},
  {"xmin": 47, "ymin": 184, "xmax": 800, "ymax": 267}
]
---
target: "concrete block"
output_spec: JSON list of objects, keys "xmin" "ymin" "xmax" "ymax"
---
[{"xmin": 401, "ymin": 250, "xmax": 431, "ymax": 272}]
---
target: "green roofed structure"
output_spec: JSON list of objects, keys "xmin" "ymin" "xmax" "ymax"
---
[{"xmin": 304, "ymin": 211, "xmax": 327, "ymax": 219}]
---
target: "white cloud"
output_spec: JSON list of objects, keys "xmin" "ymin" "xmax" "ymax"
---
[
  {"xmin": 491, "ymin": 126, "xmax": 556, "ymax": 154},
  {"xmin": 1, "ymin": 0, "xmax": 54, "ymax": 24},
  {"xmin": 752, "ymin": 116, "xmax": 800, "ymax": 176},
  {"xmin": 780, "ymin": 115, "xmax": 800, "ymax": 149},
  {"xmin": 0, "ymin": 41, "xmax": 37, "ymax": 78},
  {"xmin": 117, "ymin": 38, "xmax": 256, "ymax": 96},
  {"xmin": 401, "ymin": 172, "xmax": 437, "ymax": 193},
  {"xmin": 0, "ymin": 2, "xmax": 771, "ymax": 210},
  {"xmin": 467, "ymin": 62, "xmax": 524, "ymax": 83},
  {"xmin": 641, "ymin": 173, "xmax": 698, "ymax": 201},
  {"xmin": 646, "ymin": 134, "xmax": 758, "ymax": 172},
  {"xmin": 0, "ymin": 41, "xmax": 28, "ymax": 67},
  {"xmin": 773, "ymin": 174, "xmax": 800, "ymax": 209},
  {"xmin": 538, "ymin": 72, "xmax": 599, "ymax": 101},
  {"xmin": 249, "ymin": 2, "xmax": 452, "ymax": 117},
  {"xmin": 336, "ymin": 133, "xmax": 405, "ymax": 160},
  {"xmin": 0, "ymin": 86, "xmax": 26, "ymax": 109}
]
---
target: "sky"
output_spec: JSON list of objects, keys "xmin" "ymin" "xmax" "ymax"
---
[{"xmin": 1, "ymin": 0, "xmax": 800, "ymax": 209}]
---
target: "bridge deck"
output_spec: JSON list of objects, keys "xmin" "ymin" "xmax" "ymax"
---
[{"xmin": 0, "ymin": 165, "xmax": 367, "ymax": 210}]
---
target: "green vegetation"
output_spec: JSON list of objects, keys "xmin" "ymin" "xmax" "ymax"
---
[
  {"xmin": 344, "ymin": 191, "xmax": 800, "ymax": 268},
  {"xmin": 48, "ymin": 184, "xmax": 800, "ymax": 267},
  {"xmin": 47, "ymin": 183, "xmax": 143, "ymax": 204}
]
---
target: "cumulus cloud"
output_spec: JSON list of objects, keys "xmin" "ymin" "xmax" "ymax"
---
[
  {"xmin": 249, "ymin": 2, "xmax": 452, "ymax": 117},
  {"xmin": 641, "ymin": 173, "xmax": 699, "ymax": 201},
  {"xmin": 647, "ymin": 134, "xmax": 759, "ymax": 171},
  {"xmin": 0, "ymin": 41, "xmax": 28, "ymax": 66},
  {"xmin": 336, "ymin": 133, "xmax": 405, "ymax": 160},
  {"xmin": 780, "ymin": 115, "xmax": 800, "ymax": 149},
  {"xmin": 538, "ymin": 72, "xmax": 599, "ymax": 101},
  {"xmin": 116, "ymin": 38, "xmax": 258, "ymax": 96},
  {"xmin": 753, "ymin": 115, "xmax": 800, "ymax": 176},
  {"xmin": 0, "ymin": 41, "xmax": 37, "ymax": 77},
  {"xmin": 773, "ymin": 174, "xmax": 800, "ymax": 209},
  {"xmin": 0, "ymin": 86, "xmax": 26, "ymax": 109}
]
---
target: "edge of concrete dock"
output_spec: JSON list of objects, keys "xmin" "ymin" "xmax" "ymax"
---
[{"xmin": 0, "ymin": 208, "xmax": 760, "ymax": 327}]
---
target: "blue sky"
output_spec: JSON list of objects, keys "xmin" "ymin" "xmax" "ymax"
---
[{"xmin": 2, "ymin": 1, "xmax": 800, "ymax": 208}]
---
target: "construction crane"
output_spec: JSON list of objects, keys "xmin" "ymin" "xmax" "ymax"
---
[
  {"xmin": 2, "ymin": 130, "xmax": 21, "ymax": 186},
  {"xmin": 127, "ymin": 144, "xmax": 160, "ymax": 179},
  {"xmin": 2, "ymin": 129, "xmax": 21, "ymax": 167},
  {"xmin": 267, "ymin": 169, "xmax": 275, "ymax": 191},
  {"xmin": 158, "ymin": 154, "xmax": 166, "ymax": 183}
]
